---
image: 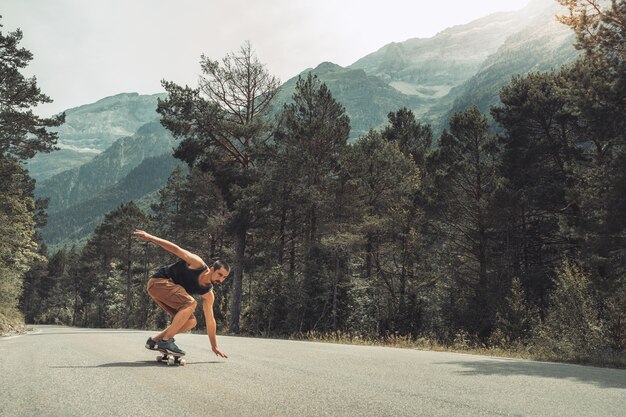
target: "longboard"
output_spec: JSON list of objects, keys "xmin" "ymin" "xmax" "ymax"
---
[{"xmin": 156, "ymin": 348, "xmax": 186, "ymax": 366}]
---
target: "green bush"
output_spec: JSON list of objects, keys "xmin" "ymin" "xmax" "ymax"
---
[
  {"xmin": 531, "ymin": 259, "xmax": 604, "ymax": 362},
  {"xmin": 604, "ymin": 288, "xmax": 626, "ymax": 351},
  {"xmin": 34, "ymin": 306, "xmax": 73, "ymax": 326},
  {"xmin": 490, "ymin": 277, "xmax": 539, "ymax": 349},
  {"xmin": 0, "ymin": 306, "xmax": 25, "ymax": 335}
]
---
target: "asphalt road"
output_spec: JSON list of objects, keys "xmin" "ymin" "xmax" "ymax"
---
[{"xmin": 0, "ymin": 325, "xmax": 624, "ymax": 417}]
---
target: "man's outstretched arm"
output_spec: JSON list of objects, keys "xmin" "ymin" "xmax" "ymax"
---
[
  {"xmin": 202, "ymin": 291, "xmax": 228, "ymax": 358},
  {"xmin": 133, "ymin": 230, "xmax": 204, "ymax": 268}
]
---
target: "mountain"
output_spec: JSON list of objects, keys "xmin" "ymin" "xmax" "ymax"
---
[
  {"xmin": 348, "ymin": 7, "xmax": 538, "ymax": 104},
  {"xmin": 436, "ymin": 0, "xmax": 578, "ymax": 131},
  {"xmin": 273, "ymin": 62, "xmax": 423, "ymax": 139},
  {"xmin": 273, "ymin": 0, "xmax": 575, "ymax": 139},
  {"xmin": 25, "ymin": 148, "xmax": 98, "ymax": 181},
  {"xmin": 49, "ymin": 92, "xmax": 167, "ymax": 151},
  {"xmin": 36, "ymin": 121, "xmax": 176, "ymax": 214},
  {"xmin": 41, "ymin": 153, "xmax": 182, "ymax": 249},
  {"xmin": 26, "ymin": 92, "xmax": 166, "ymax": 181}
]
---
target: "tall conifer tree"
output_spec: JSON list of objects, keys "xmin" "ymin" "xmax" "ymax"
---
[
  {"xmin": 157, "ymin": 42, "xmax": 280, "ymax": 333},
  {"xmin": 427, "ymin": 107, "xmax": 501, "ymax": 336},
  {"xmin": 0, "ymin": 18, "xmax": 63, "ymax": 330}
]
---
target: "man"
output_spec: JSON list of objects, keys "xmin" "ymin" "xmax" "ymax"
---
[{"xmin": 133, "ymin": 229, "xmax": 229, "ymax": 358}]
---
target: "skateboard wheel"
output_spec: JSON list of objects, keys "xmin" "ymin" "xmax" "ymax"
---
[
  {"xmin": 157, "ymin": 355, "xmax": 163, "ymax": 362},
  {"xmin": 167, "ymin": 356, "xmax": 175, "ymax": 366},
  {"xmin": 179, "ymin": 358, "xmax": 186, "ymax": 366}
]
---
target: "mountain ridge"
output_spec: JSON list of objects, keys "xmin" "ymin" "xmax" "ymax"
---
[
  {"xmin": 35, "ymin": 0, "xmax": 580, "ymax": 248},
  {"xmin": 26, "ymin": 93, "xmax": 167, "ymax": 181},
  {"xmin": 42, "ymin": 153, "xmax": 182, "ymax": 249},
  {"xmin": 36, "ymin": 121, "xmax": 176, "ymax": 214}
]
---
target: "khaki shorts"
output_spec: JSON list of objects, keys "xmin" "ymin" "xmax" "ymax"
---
[{"xmin": 147, "ymin": 277, "xmax": 197, "ymax": 317}]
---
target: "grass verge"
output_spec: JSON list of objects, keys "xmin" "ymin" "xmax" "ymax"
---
[
  {"xmin": 292, "ymin": 331, "xmax": 626, "ymax": 369},
  {"xmin": 0, "ymin": 307, "xmax": 26, "ymax": 336}
]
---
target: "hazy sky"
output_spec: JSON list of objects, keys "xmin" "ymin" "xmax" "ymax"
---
[{"xmin": 3, "ymin": 0, "xmax": 530, "ymax": 116}]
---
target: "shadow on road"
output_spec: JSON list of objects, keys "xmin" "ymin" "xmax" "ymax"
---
[
  {"xmin": 28, "ymin": 331, "xmax": 147, "ymax": 336},
  {"xmin": 439, "ymin": 359, "xmax": 626, "ymax": 389},
  {"xmin": 50, "ymin": 360, "xmax": 223, "ymax": 368}
]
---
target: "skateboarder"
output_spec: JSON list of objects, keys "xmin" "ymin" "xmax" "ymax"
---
[{"xmin": 133, "ymin": 230, "xmax": 230, "ymax": 358}]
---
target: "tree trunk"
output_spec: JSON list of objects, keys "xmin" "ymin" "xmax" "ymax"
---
[
  {"xmin": 72, "ymin": 282, "xmax": 79, "ymax": 327},
  {"xmin": 278, "ymin": 198, "xmax": 287, "ymax": 265},
  {"xmin": 365, "ymin": 238, "xmax": 373, "ymax": 279},
  {"xmin": 332, "ymin": 254, "xmax": 339, "ymax": 333},
  {"xmin": 70, "ymin": 264, "xmax": 79, "ymax": 327},
  {"xmin": 229, "ymin": 225, "xmax": 247, "ymax": 333},
  {"xmin": 289, "ymin": 208, "xmax": 296, "ymax": 281},
  {"xmin": 125, "ymin": 235, "xmax": 132, "ymax": 328}
]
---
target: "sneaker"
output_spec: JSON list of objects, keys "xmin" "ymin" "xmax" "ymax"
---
[
  {"xmin": 145, "ymin": 337, "xmax": 158, "ymax": 350},
  {"xmin": 157, "ymin": 338, "xmax": 185, "ymax": 355}
]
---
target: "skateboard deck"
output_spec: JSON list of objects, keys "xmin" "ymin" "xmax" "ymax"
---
[{"xmin": 156, "ymin": 348, "xmax": 186, "ymax": 366}]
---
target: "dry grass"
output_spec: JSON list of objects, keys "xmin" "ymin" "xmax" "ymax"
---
[
  {"xmin": 293, "ymin": 331, "xmax": 626, "ymax": 369},
  {"xmin": 0, "ymin": 307, "xmax": 25, "ymax": 336}
]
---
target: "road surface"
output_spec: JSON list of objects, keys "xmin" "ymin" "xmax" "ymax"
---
[{"xmin": 1, "ymin": 325, "xmax": 624, "ymax": 416}]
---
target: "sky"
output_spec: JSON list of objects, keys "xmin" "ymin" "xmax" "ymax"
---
[{"xmin": 3, "ymin": 0, "xmax": 531, "ymax": 117}]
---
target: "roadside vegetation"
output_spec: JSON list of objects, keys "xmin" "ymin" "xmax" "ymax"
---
[{"xmin": 297, "ymin": 257, "xmax": 625, "ymax": 369}]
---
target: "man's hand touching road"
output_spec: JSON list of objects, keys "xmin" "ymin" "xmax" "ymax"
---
[{"xmin": 213, "ymin": 346, "xmax": 228, "ymax": 358}]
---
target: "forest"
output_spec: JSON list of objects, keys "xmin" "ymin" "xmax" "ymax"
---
[{"xmin": 1, "ymin": 0, "xmax": 624, "ymax": 367}]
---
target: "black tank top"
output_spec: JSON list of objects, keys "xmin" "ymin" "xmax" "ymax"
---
[{"xmin": 152, "ymin": 259, "xmax": 213, "ymax": 295}]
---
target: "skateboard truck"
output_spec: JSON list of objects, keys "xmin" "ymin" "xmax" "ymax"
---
[{"xmin": 156, "ymin": 349, "xmax": 186, "ymax": 366}]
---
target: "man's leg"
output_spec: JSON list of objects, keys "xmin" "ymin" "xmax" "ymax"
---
[
  {"xmin": 147, "ymin": 278, "xmax": 197, "ymax": 341},
  {"xmin": 148, "ymin": 295, "xmax": 197, "ymax": 340},
  {"xmin": 153, "ymin": 311, "xmax": 197, "ymax": 341}
]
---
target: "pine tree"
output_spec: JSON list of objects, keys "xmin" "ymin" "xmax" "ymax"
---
[
  {"xmin": 532, "ymin": 259, "xmax": 604, "ymax": 362},
  {"xmin": 151, "ymin": 166, "xmax": 228, "ymax": 331},
  {"xmin": 426, "ymin": 106, "xmax": 501, "ymax": 337},
  {"xmin": 342, "ymin": 130, "xmax": 421, "ymax": 335},
  {"xmin": 382, "ymin": 107, "xmax": 432, "ymax": 167},
  {"xmin": 157, "ymin": 42, "xmax": 280, "ymax": 333},
  {"xmin": 0, "ymin": 18, "xmax": 64, "ymax": 161},
  {"xmin": 557, "ymin": 0, "xmax": 626, "ymax": 63},
  {"xmin": 0, "ymin": 158, "xmax": 41, "ymax": 329},
  {"xmin": 0, "ymin": 18, "xmax": 63, "ymax": 332},
  {"xmin": 491, "ymin": 277, "xmax": 538, "ymax": 348},
  {"xmin": 269, "ymin": 73, "xmax": 350, "ymax": 333},
  {"xmin": 151, "ymin": 166, "xmax": 188, "ymax": 247},
  {"xmin": 556, "ymin": 1, "xmax": 626, "ymax": 296},
  {"xmin": 20, "ymin": 244, "xmax": 48, "ymax": 323},
  {"xmin": 34, "ymin": 247, "xmax": 72, "ymax": 324},
  {"xmin": 491, "ymin": 70, "xmax": 581, "ymax": 310},
  {"xmin": 73, "ymin": 203, "xmax": 151, "ymax": 328},
  {"xmin": 178, "ymin": 167, "xmax": 227, "ymax": 260},
  {"xmin": 381, "ymin": 108, "xmax": 434, "ymax": 335}
]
